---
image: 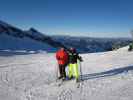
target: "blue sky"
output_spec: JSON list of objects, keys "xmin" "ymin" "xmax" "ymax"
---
[{"xmin": 0, "ymin": 0, "xmax": 133, "ymax": 37}]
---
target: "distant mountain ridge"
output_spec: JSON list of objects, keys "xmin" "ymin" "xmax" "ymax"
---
[
  {"xmin": 52, "ymin": 35, "xmax": 132, "ymax": 53},
  {"xmin": 0, "ymin": 20, "xmax": 66, "ymax": 51},
  {"xmin": 0, "ymin": 20, "xmax": 132, "ymax": 53}
]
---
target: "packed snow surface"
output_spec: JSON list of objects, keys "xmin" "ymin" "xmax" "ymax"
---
[{"xmin": 0, "ymin": 46, "xmax": 133, "ymax": 100}]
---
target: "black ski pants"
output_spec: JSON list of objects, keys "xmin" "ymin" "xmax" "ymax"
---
[{"xmin": 59, "ymin": 64, "xmax": 66, "ymax": 78}]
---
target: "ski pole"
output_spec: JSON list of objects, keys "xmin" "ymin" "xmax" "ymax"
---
[
  {"xmin": 56, "ymin": 62, "xmax": 59, "ymax": 81},
  {"xmin": 78, "ymin": 59, "xmax": 82, "ymax": 81}
]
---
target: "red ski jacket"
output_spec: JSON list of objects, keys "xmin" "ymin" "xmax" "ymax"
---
[{"xmin": 56, "ymin": 49, "xmax": 68, "ymax": 65}]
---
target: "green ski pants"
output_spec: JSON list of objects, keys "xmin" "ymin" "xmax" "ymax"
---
[{"xmin": 68, "ymin": 63, "xmax": 79, "ymax": 79}]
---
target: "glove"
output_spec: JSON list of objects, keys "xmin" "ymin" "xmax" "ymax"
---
[{"xmin": 79, "ymin": 56, "xmax": 83, "ymax": 62}]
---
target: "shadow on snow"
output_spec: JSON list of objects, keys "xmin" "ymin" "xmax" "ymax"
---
[{"xmin": 79, "ymin": 65, "xmax": 133, "ymax": 81}]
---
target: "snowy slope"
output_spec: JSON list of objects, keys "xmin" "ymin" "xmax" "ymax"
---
[
  {"xmin": 0, "ymin": 46, "xmax": 133, "ymax": 100},
  {"xmin": 0, "ymin": 33, "xmax": 56, "ymax": 53}
]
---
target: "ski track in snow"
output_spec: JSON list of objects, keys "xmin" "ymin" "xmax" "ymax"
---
[{"xmin": 0, "ymin": 47, "xmax": 133, "ymax": 100}]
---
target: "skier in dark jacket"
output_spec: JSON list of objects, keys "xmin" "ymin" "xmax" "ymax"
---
[{"xmin": 68, "ymin": 47, "xmax": 82, "ymax": 81}]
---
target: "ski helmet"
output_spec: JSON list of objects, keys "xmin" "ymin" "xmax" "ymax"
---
[{"xmin": 70, "ymin": 47, "xmax": 76, "ymax": 52}]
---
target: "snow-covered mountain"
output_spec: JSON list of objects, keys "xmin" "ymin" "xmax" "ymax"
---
[
  {"xmin": 0, "ymin": 20, "xmax": 65, "ymax": 53},
  {"xmin": 0, "ymin": 20, "xmax": 132, "ymax": 53},
  {"xmin": 0, "ymin": 33, "xmax": 56, "ymax": 53},
  {"xmin": 0, "ymin": 46, "xmax": 133, "ymax": 100}
]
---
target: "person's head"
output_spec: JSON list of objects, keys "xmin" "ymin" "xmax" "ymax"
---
[
  {"xmin": 70, "ymin": 47, "xmax": 76, "ymax": 53},
  {"xmin": 60, "ymin": 47, "xmax": 65, "ymax": 51}
]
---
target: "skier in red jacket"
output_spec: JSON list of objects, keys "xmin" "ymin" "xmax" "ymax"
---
[{"xmin": 56, "ymin": 48, "xmax": 68, "ymax": 79}]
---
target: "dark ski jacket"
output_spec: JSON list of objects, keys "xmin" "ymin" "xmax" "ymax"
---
[{"xmin": 68, "ymin": 51, "xmax": 82, "ymax": 64}]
